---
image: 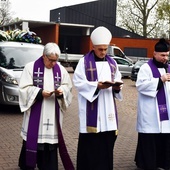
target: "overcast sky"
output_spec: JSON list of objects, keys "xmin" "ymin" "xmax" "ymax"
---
[{"xmin": 10, "ymin": 0, "xmax": 96, "ymax": 22}]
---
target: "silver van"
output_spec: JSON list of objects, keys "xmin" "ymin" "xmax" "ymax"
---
[{"xmin": 0, "ymin": 41, "xmax": 44, "ymax": 105}]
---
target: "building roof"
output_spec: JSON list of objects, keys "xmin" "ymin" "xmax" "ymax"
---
[
  {"xmin": 0, "ymin": 20, "xmax": 56, "ymax": 31},
  {"xmin": 0, "ymin": 20, "xmax": 94, "ymax": 32}
]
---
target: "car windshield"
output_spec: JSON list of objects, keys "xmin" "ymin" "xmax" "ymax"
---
[{"xmin": 0, "ymin": 46, "xmax": 43, "ymax": 69}]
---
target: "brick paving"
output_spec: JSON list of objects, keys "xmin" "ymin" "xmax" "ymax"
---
[{"xmin": 0, "ymin": 68, "xmax": 139, "ymax": 170}]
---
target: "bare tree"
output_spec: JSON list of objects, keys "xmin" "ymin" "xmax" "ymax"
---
[
  {"xmin": 156, "ymin": 0, "xmax": 170, "ymax": 39},
  {"xmin": 117, "ymin": 0, "xmax": 160, "ymax": 38},
  {"xmin": 0, "ymin": 0, "xmax": 14, "ymax": 26}
]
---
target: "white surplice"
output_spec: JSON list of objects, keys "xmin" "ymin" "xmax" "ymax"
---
[
  {"xmin": 136, "ymin": 63, "xmax": 170, "ymax": 133},
  {"xmin": 19, "ymin": 61, "xmax": 72, "ymax": 144},
  {"xmin": 73, "ymin": 57, "xmax": 123, "ymax": 133}
]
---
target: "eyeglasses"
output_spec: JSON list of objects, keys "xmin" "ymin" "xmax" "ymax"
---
[{"xmin": 45, "ymin": 56, "xmax": 58, "ymax": 63}]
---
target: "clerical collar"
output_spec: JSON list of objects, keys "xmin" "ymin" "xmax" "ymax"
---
[
  {"xmin": 153, "ymin": 57, "xmax": 168, "ymax": 69},
  {"xmin": 93, "ymin": 51, "xmax": 106, "ymax": 61}
]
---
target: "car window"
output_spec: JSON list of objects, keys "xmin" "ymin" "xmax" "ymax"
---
[
  {"xmin": 115, "ymin": 58, "xmax": 129, "ymax": 65},
  {"xmin": 114, "ymin": 49, "xmax": 125, "ymax": 58},
  {"xmin": 0, "ymin": 46, "xmax": 43, "ymax": 69}
]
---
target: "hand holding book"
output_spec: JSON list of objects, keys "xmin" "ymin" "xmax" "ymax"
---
[
  {"xmin": 50, "ymin": 89, "xmax": 63, "ymax": 96},
  {"xmin": 102, "ymin": 81, "xmax": 123, "ymax": 87}
]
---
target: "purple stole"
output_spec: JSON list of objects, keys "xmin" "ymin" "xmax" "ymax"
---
[
  {"xmin": 148, "ymin": 59, "xmax": 169, "ymax": 121},
  {"xmin": 26, "ymin": 57, "xmax": 74, "ymax": 169},
  {"xmin": 84, "ymin": 51, "xmax": 117, "ymax": 133}
]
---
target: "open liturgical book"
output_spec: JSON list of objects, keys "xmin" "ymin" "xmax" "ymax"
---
[
  {"xmin": 50, "ymin": 85, "xmax": 60, "ymax": 94},
  {"xmin": 102, "ymin": 80, "xmax": 123, "ymax": 87}
]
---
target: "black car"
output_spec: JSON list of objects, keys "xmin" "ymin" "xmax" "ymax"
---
[{"xmin": 131, "ymin": 59, "xmax": 149, "ymax": 81}]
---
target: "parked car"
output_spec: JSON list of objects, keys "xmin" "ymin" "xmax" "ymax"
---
[
  {"xmin": 112, "ymin": 56, "xmax": 134, "ymax": 77},
  {"xmin": 0, "ymin": 41, "xmax": 44, "ymax": 105},
  {"xmin": 130, "ymin": 58, "xmax": 149, "ymax": 81}
]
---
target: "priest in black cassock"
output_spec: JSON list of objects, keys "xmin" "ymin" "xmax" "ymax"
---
[{"xmin": 135, "ymin": 38, "xmax": 170, "ymax": 170}]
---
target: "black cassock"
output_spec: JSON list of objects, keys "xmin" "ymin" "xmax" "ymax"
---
[
  {"xmin": 77, "ymin": 130, "xmax": 117, "ymax": 170},
  {"xmin": 135, "ymin": 133, "xmax": 170, "ymax": 170}
]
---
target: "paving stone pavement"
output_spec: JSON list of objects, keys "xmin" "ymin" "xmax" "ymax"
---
[{"xmin": 0, "ymin": 69, "xmax": 139, "ymax": 170}]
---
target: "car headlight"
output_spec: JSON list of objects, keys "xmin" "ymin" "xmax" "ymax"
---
[{"xmin": 1, "ymin": 71, "xmax": 18, "ymax": 85}]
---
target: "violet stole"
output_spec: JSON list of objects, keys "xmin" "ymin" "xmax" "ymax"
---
[
  {"xmin": 84, "ymin": 51, "xmax": 117, "ymax": 133},
  {"xmin": 84, "ymin": 52, "xmax": 98, "ymax": 133},
  {"xmin": 26, "ymin": 57, "xmax": 74, "ymax": 169},
  {"xmin": 26, "ymin": 57, "xmax": 44, "ymax": 168},
  {"xmin": 54, "ymin": 64, "xmax": 75, "ymax": 170},
  {"xmin": 148, "ymin": 59, "xmax": 169, "ymax": 121},
  {"xmin": 106, "ymin": 55, "xmax": 119, "ymax": 127}
]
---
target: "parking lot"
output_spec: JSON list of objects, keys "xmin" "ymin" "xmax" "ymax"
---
[{"xmin": 0, "ymin": 70, "xmax": 138, "ymax": 170}]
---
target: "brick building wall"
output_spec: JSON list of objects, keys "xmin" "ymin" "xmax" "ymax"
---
[
  {"xmin": 32, "ymin": 24, "xmax": 169, "ymax": 58},
  {"xmin": 110, "ymin": 37, "xmax": 160, "ymax": 58},
  {"xmin": 87, "ymin": 37, "xmax": 163, "ymax": 58}
]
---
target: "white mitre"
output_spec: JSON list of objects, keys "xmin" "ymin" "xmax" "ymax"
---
[{"xmin": 90, "ymin": 26, "xmax": 112, "ymax": 45}]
